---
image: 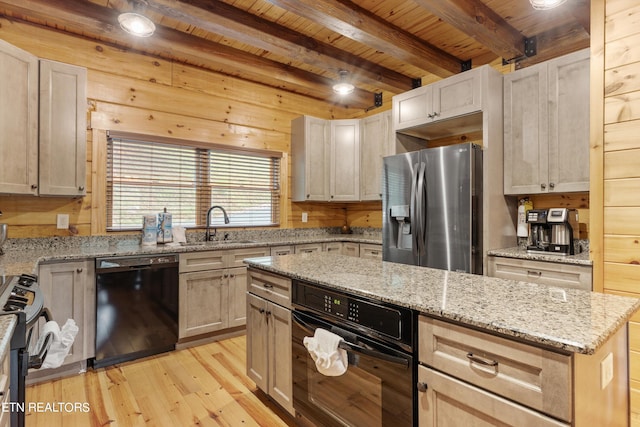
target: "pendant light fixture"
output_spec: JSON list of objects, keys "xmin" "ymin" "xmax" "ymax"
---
[
  {"xmin": 529, "ymin": 0, "xmax": 567, "ymax": 10},
  {"xmin": 118, "ymin": 12, "xmax": 156, "ymax": 37},
  {"xmin": 333, "ymin": 70, "xmax": 355, "ymax": 95}
]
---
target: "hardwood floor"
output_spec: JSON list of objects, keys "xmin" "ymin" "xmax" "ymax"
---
[{"xmin": 26, "ymin": 335, "xmax": 294, "ymax": 426}]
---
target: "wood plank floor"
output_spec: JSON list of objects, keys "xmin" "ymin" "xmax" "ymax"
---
[{"xmin": 25, "ymin": 335, "xmax": 295, "ymax": 426}]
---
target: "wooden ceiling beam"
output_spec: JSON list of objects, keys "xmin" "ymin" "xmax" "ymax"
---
[
  {"xmin": 0, "ymin": 0, "xmax": 374, "ymax": 107},
  {"xmin": 568, "ymin": 0, "xmax": 590, "ymax": 34},
  {"xmin": 263, "ymin": 0, "xmax": 462, "ymax": 78},
  {"xmin": 515, "ymin": 21, "xmax": 590, "ymax": 68},
  {"xmin": 411, "ymin": 0, "xmax": 526, "ymax": 61},
  {"xmin": 143, "ymin": 0, "xmax": 413, "ymax": 93}
]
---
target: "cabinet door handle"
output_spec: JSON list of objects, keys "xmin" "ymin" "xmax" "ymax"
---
[
  {"xmin": 466, "ymin": 352, "xmax": 498, "ymax": 367},
  {"xmin": 262, "ymin": 283, "xmax": 273, "ymax": 289},
  {"xmin": 549, "ymin": 182, "xmax": 555, "ymax": 189},
  {"xmin": 259, "ymin": 308, "xmax": 265, "ymax": 314},
  {"xmin": 31, "ymin": 184, "xmax": 38, "ymax": 190},
  {"xmin": 78, "ymin": 186, "xmax": 85, "ymax": 191},
  {"xmin": 527, "ymin": 270, "xmax": 542, "ymax": 277},
  {"xmin": 76, "ymin": 268, "xmax": 83, "ymax": 273},
  {"xmin": 541, "ymin": 183, "xmax": 547, "ymax": 190},
  {"xmin": 417, "ymin": 382, "xmax": 428, "ymax": 393}
]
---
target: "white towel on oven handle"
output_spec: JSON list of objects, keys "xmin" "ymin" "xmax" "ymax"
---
[
  {"xmin": 303, "ymin": 328, "xmax": 348, "ymax": 376},
  {"xmin": 40, "ymin": 319, "xmax": 79, "ymax": 369}
]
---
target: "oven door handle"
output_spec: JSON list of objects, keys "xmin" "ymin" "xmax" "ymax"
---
[
  {"xmin": 338, "ymin": 340, "xmax": 410, "ymax": 367},
  {"xmin": 292, "ymin": 312, "xmax": 410, "ymax": 368}
]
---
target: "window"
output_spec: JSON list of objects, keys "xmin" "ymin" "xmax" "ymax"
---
[{"xmin": 106, "ymin": 132, "xmax": 281, "ymax": 231}]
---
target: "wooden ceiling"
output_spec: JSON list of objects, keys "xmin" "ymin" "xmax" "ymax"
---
[{"xmin": 0, "ymin": 0, "xmax": 590, "ymax": 109}]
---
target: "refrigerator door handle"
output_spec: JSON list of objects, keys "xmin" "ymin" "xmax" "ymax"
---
[
  {"xmin": 417, "ymin": 162, "xmax": 427, "ymax": 255},
  {"xmin": 410, "ymin": 163, "xmax": 419, "ymax": 258}
]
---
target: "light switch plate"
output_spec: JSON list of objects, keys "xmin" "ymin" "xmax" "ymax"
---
[
  {"xmin": 57, "ymin": 214, "xmax": 69, "ymax": 229},
  {"xmin": 302, "ymin": 212, "xmax": 308, "ymax": 223}
]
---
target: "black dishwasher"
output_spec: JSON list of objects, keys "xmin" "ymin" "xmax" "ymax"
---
[{"xmin": 92, "ymin": 254, "xmax": 179, "ymax": 368}]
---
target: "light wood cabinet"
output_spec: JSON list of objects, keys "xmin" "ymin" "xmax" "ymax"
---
[
  {"xmin": 291, "ymin": 115, "xmax": 329, "ymax": 201},
  {"xmin": 360, "ymin": 110, "xmax": 393, "ymax": 201},
  {"xmin": 0, "ymin": 41, "xmax": 87, "ymax": 197},
  {"xmin": 270, "ymin": 245, "xmax": 293, "ymax": 256},
  {"xmin": 342, "ymin": 242, "xmax": 360, "ymax": 257},
  {"xmin": 487, "ymin": 256, "xmax": 592, "ymax": 291},
  {"xmin": 0, "ymin": 39, "xmax": 39, "ymax": 195},
  {"xmin": 246, "ymin": 269, "xmax": 294, "ymax": 415},
  {"xmin": 38, "ymin": 59, "xmax": 87, "ymax": 197},
  {"xmin": 294, "ymin": 243, "xmax": 323, "ymax": 254},
  {"xmin": 504, "ymin": 49, "xmax": 590, "ymax": 195},
  {"xmin": 418, "ymin": 315, "xmax": 630, "ymax": 426},
  {"xmin": 291, "ymin": 115, "xmax": 360, "ymax": 202},
  {"xmin": 329, "ymin": 119, "xmax": 360, "ymax": 201},
  {"xmin": 178, "ymin": 247, "xmax": 269, "ymax": 339},
  {"xmin": 393, "ymin": 66, "xmax": 483, "ymax": 132},
  {"xmin": 359, "ymin": 243, "xmax": 382, "ymax": 260},
  {"xmin": 36, "ymin": 260, "xmax": 95, "ymax": 367},
  {"xmin": 323, "ymin": 241, "xmax": 343, "ymax": 254}
]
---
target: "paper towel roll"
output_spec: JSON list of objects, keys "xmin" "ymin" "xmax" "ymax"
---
[{"xmin": 142, "ymin": 215, "xmax": 157, "ymax": 246}]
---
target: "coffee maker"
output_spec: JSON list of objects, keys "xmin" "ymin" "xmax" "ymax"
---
[
  {"xmin": 547, "ymin": 208, "xmax": 579, "ymax": 255},
  {"xmin": 526, "ymin": 209, "xmax": 550, "ymax": 253}
]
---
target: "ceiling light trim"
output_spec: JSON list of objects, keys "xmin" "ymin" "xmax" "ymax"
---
[
  {"xmin": 118, "ymin": 12, "xmax": 156, "ymax": 37},
  {"xmin": 529, "ymin": 0, "xmax": 568, "ymax": 10},
  {"xmin": 333, "ymin": 70, "xmax": 355, "ymax": 95}
]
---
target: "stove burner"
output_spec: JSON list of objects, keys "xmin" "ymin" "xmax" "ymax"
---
[{"xmin": 18, "ymin": 274, "xmax": 37, "ymax": 287}]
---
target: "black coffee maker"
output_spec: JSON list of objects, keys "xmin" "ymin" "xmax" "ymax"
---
[
  {"xmin": 526, "ymin": 209, "xmax": 550, "ymax": 253},
  {"xmin": 547, "ymin": 208, "xmax": 579, "ymax": 255}
]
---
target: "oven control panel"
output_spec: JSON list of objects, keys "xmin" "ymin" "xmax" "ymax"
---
[{"xmin": 295, "ymin": 281, "xmax": 409, "ymax": 341}]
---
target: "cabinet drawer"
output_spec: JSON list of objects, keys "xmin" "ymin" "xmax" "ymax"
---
[
  {"xmin": 418, "ymin": 366, "xmax": 568, "ymax": 427},
  {"xmin": 227, "ymin": 247, "xmax": 270, "ymax": 268},
  {"xmin": 179, "ymin": 251, "xmax": 226, "ymax": 272},
  {"xmin": 248, "ymin": 269, "xmax": 291, "ymax": 309},
  {"xmin": 271, "ymin": 246, "xmax": 293, "ymax": 256},
  {"xmin": 294, "ymin": 243, "xmax": 323, "ymax": 254},
  {"xmin": 419, "ymin": 316, "xmax": 572, "ymax": 422},
  {"xmin": 488, "ymin": 256, "xmax": 592, "ymax": 291},
  {"xmin": 359, "ymin": 243, "xmax": 382, "ymax": 260}
]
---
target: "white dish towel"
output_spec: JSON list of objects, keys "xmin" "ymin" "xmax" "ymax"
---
[{"xmin": 303, "ymin": 328, "xmax": 348, "ymax": 376}]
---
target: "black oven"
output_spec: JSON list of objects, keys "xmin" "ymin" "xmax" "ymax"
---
[{"xmin": 291, "ymin": 280, "xmax": 416, "ymax": 427}]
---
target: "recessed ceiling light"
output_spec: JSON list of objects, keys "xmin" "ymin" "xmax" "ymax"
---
[
  {"xmin": 118, "ymin": 12, "xmax": 156, "ymax": 37},
  {"xmin": 333, "ymin": 70, "xmax": 355, "ymax": 95},
  {"xmin": 529, "ymin": 0, "xmax": 567, "ymax": 10}
]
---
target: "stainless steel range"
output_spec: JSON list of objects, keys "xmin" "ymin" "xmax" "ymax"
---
[{"xmin": 0, "ymin": 274, "xmax": 53, "ymax": 427}]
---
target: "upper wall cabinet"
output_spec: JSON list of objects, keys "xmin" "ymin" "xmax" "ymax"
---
[
  {"xmin": 329, "ymin": 119, "xmax": 360, "ymax": 201},
  {"xmin": 0, "ymin": 40, "xmax": 87, "ymax": 197},
  {"xmin": 291, "ymin": 115, "xmax": 329, "ymax": 201},
  {"xmin": 291, "ymin": 116, "xmax": 361, "ymax": 202},
  {"xmin": 39, "ymin": 60, "xmax": 87, "ymax": 197},
  {"xmin": 360, "ymin": 111, "xmax": 393, "ymax": 201},
  {"xmin": 0, "ymin": 39, "xmax": 39, "ymax": 195},
  {"xmin": 504, "ymin": 49, "xmax": 590, "ymax": 195},
  {"xmin": 393, "ymin": 67, "xmax": 483, "ymax": 133}
]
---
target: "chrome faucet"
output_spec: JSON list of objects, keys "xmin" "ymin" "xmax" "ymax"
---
[{"xmin": 205, "ymin": 206, "xmax": 230, "ymax": 241}]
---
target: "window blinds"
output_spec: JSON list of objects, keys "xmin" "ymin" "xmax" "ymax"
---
[{"xmin": 106, "ymin": 134, "xmax": 281, "ymax": 230}]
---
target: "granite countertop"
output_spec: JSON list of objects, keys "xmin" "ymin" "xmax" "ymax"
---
[
  {"xmin": 488, "ymin": 247, "xmax": 592, "ymax": 266},
  {"xmin": 244, "ymin": 253, "xmax": 640, "ymax": 355},
  {"xmin": 0, "ymin": 232, "xmax": 382, "ymax": 277},
  {"xmin": 0, "ymin": 314, "xmax": 17, "ymax": 362}
]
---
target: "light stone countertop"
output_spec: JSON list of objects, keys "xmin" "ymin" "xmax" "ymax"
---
[
  {"xmin": 488, "ymin": 246, "xmax": 592, "ymax": 266},
  {"xmin": 244, "ymin": 253, "xmax": 639, "ymax": 355},
  {"xmin": 0, "ymin": 231, "xmax": 382, "ymax": 277},
  {"xmin": 0, "ymin": 314, "xmax": 17, "ymax": 362}
]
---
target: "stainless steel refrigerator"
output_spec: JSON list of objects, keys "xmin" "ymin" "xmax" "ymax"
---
[{"xmin": 382, "ymin": 143, "xmax": 483, "ymax": 274}]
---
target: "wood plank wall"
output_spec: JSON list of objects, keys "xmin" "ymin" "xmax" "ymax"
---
[
  {"xmin": 592, "ymin": 0, "xmax": 640, "ymax": 419},
  {"xmin": 0, "ymin": 17, "xmax": 366, "ymax": 238}
]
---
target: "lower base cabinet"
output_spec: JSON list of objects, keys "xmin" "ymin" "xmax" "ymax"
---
[
  {"xmin": 418, "ymin": 316, "xmax": 629, "ymax": 427},
  {"xmin": 488, "ymin": 255, "xmax": 592, "ymax": 291},
  {"xmin": 246, "ymin": 269, "xmax": 294, "ymax": 415},
  {"xmin": 36, "ymin": 260, "xmax": 95, "ymax": 367}
]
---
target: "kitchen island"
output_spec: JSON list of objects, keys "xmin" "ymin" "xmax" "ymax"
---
[{"xmin": 245, "ymin": 252, "xmax": 640, "ymax": 426}]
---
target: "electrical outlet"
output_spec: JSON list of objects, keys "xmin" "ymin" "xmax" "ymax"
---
[
  {"xmin": 56, "ymin": 214, "xmax": 69, "ymax": 229},
  {"xmin": 600, "ymin": 352, "xmax": 614, "ymax": 389},
  {"xmin": 302, "ymin": 212, "xmax": 308, "ymax": 223}
]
